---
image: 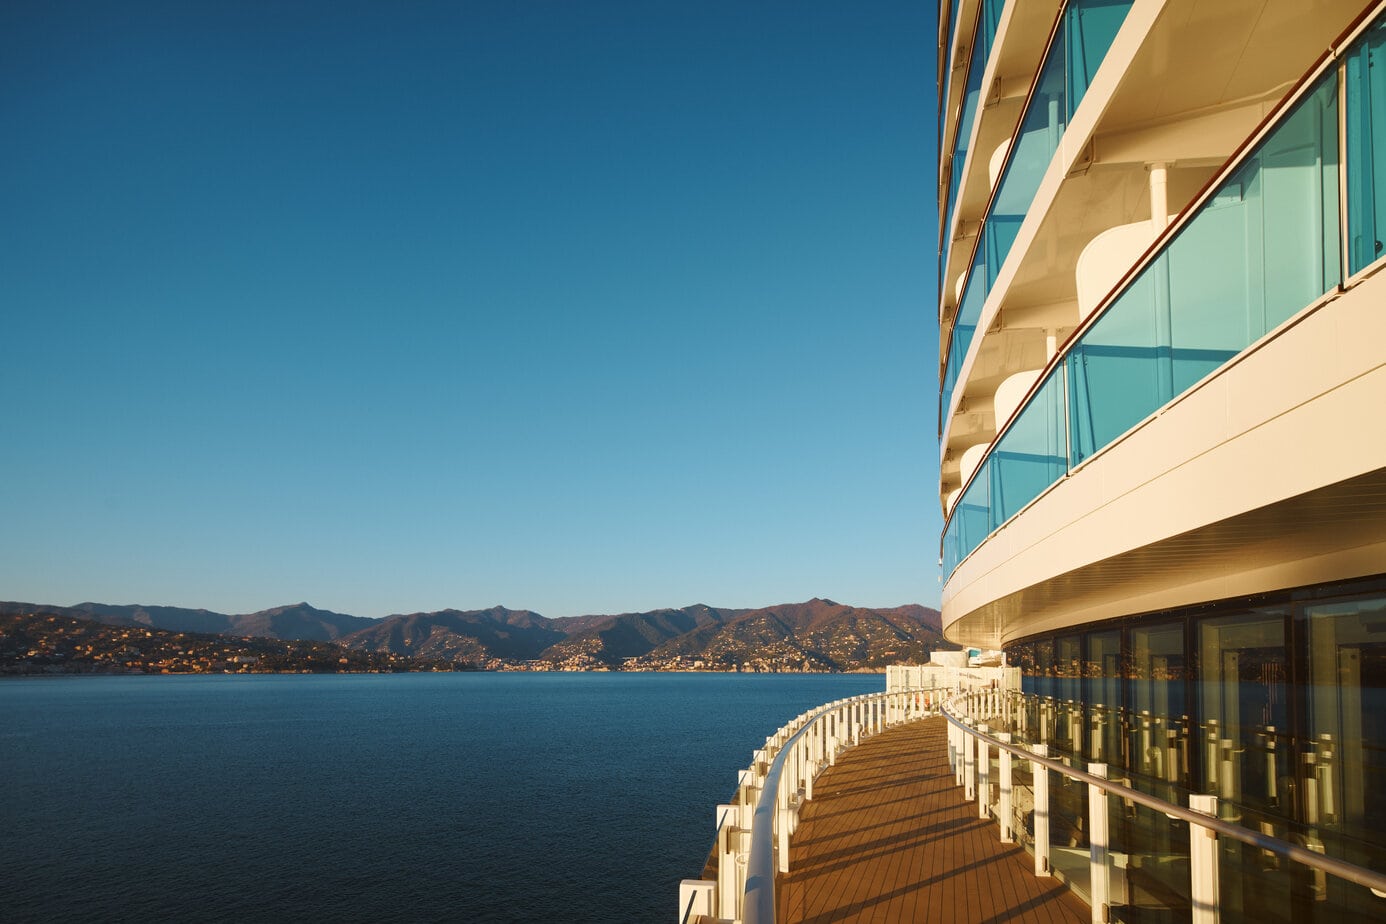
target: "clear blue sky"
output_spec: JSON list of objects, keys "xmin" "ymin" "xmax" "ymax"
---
[{"xmin": 1, "ymin": 1, "xmax": 942, "ymax": 619}]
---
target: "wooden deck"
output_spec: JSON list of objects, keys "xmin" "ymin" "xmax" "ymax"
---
[{"xmin": 778, "ymin": 716, "xmax": 1089, "ymax": 924}]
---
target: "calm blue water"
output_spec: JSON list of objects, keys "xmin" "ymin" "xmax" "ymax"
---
[{"xmin": 1, "ymin": 672, "xmax": 882, "ymax": 922}]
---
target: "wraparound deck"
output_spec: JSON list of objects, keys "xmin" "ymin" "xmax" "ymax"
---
[{"xmin": 778, "ymin": 716, "xmax": 1087, "ymax": 924}]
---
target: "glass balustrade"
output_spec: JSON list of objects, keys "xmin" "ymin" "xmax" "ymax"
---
[
  {"xmin": 939, "ymin": 16, "xmax": 1386, "ymax": 581},
  {"xmin": 940, "ymin": 0, "xmax": 1133, "ymax": 426},
  {"xmin": 1346, "ymin": 17, "xmax": 1386, "ymax": 273},
  {"xmin": 942, "ymin": 0, "xmax": 1005, "ymax": 262},
  {"xmin": 995, "ymin": 579, "xmax": 1386, "ymax": 921}
]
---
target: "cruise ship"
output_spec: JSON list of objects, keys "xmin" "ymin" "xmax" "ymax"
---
[{"xmin": 937, "ymin": 0, "xmax": 1386, "ymax": 920}]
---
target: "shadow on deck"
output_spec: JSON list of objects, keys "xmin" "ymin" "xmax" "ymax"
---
[{"xmin": 779, "ymin": 716, "xmax": 1089, "ymax": 924}]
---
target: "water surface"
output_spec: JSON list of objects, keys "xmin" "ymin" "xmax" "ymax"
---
[{"xmin": 2, "ymin": 671, "xmax": 882, "ymax": 922}]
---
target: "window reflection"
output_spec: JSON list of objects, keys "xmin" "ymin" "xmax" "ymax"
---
[
  {"xmin": 1197, "ymin": 609, "xmax": 1289, "ymax": 815},
  {"xmin": 1002, "ymin": 582, "xmax": 1386, "ymax": 915}
]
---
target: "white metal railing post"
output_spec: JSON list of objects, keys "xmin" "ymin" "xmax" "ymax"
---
[
  {"xmin": 1032, "ymin": 743, "xmax": 1051, "ymax": 876},
  {"xmin": 1088, "ymin": 762, "xmax": 1110, "ymax": 924},
  {"xmin": 978, "ymin": 724, "xmax": 991, "ymax": 819},
  {"xmin": 777, "ymin": 767, "xmax": 790, "ymax": 874},
  {"xmin": 998, "ymin": 732, "xmax": 1013, "ymax": 842},
  {"xmin": 803, "ymin": 734, "xmax": 814, "ymax": 801},
  {"xmin": 1190, "ymin": 794, "xmax": 1220, "ymax": 924},
  {"xmin": 964, "ymin": 720, "xmax": 977, "ymax": 800},
  {"xmin": 935, "ymin": 696, "xmax": 1386, "ymax": 919},
  {"xmin": 716, "ymin": 804, "xmax": 740, "ymax": 921},
  {"xmin": 956, "ymin": 720, "xmax": 967, "ymax": 786}
]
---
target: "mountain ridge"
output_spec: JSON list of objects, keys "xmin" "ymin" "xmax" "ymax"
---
[{"xmin": 0, "ymin": 598, "xmax": 951, "ymax": 670}]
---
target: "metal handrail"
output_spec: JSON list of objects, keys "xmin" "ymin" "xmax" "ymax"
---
[
  {"xmin": 680, "ymin": 688, "xmax": 940, "ymax": 923},
  {"xmin": 741, "ymin": 704, "xmax": 824, "ymax": 924},
  {"xmin": 942, "ymin": 698, "xmax": 1386, "ymax": 896}
]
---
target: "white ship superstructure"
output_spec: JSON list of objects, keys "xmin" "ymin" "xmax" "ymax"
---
[{"xmin": 938, "ymin": 0, "xmax": 1386, "ymax": 918}]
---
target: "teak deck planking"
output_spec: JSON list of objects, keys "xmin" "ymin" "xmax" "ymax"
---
[{"xmin": 778, "ymin": 716, "xmax": 1089, "ymax": 924}]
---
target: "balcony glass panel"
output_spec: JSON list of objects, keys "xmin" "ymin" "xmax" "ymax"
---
[
  {"xmin": 989, "ymin": 367, "xmax": 1066, "ymax": 525},
  {"xmin": 1066, "ymin": 265, "xmax": 1161, "ymax": 464},
  {"xmin": 942, "ymin": 512, "xmax": 961, "ymax": 577},
  {"xmin": 941, "ymin": 243, "xmax": 989, "ymax": 418},
  {"xmin": 1065, "ymin": 0, "xmax": 1131, "ymax": 112},
  {"xmin": 940, "ymin": 5, "xmax": 1348, "ymax": 585},
  {"xmin": 941, "ymin": 0, "xmax": 1132, "ymax": 434},
  {"xmin": 942, "ymin": 0, "xmax": 1005, "ymax": 262},
  {"xmin": 1346, "ymin": 17, "xmax": 1386, "ymax": 274},
  {"xmin": 957, "ymin": 457, "xmax": 991, "ymax": 566},
  {"xmin": 1066, "ymin": 72, "xmax": 1339, "ymax": 466}
]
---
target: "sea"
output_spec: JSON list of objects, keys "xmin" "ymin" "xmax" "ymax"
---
[{"xmin": 1, "ymin": 671, "xmax": 883, "ymax": 922}]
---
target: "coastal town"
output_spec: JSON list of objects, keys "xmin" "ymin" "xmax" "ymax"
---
[{"xmin": 1, "ymin": 611, "xmax": 863, "ymax": 676}]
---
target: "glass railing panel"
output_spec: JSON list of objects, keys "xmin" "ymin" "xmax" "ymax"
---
[
  {"xmin": 942, "ymin": 511, "xmax": 962, "ymax": 576},
  {"xmin": 940, "ymin": 0, "xmax": 1132, "ymax": 434},
  {"xmin": 1212, "ymin": 812, "xmax": 1302, "ymax": 923},
  {"xmin": 942, "ymin": 0, "xmax": 1006, "ymax": 264},
  {"xmin": 1013, "ymin": 754, "xmax": 1037, "ymax": 857},
  {"xmin": 1050, "ymin": 764, "xmax": 1093, "ymax": 900},
  {"xmin": 943, "ymin": 22, "xmax": 1347, "ymax": 587},
  {"xmin": 1258, "ymin": 77, "xmax": 1340, "ymax": 326},
  {"xmin": 1219, "ymin": 787, "xmax": 1386, "ymax": 922},
  {"xmin": 1166, "ymin": 75, "xmax": 1339, "ymax": 394},
  {"xmin": 957, "ymin": 457, "xmax": 992, "ymax": 565},
  {"xmin": 1066, "ymin": 70, "xmax": 1339, "ymax": 468},
  {"xmin": 1346, "ymin": 17, "xmax": 1386, "ymax": 274},
  {"xmin": 1065, "ymin": 0, "xmax": 1133, "ymax": 114},
  {"xmin": 984, "ymin": 214, "xmax": 1024, "ymax": 288},
  {"xmin": 941, "ymin": 242, "xmax": 989, "ymax": 420},
  {"xmin": 1109, "ymin": 794, "xmax": 1193, "ymax": 924},
  {"xmin": 1065, "ymin": 261, "xmax": 1162, "ymax": 465},
  {"xmin": 990, "ymin": 367, "xmax": 1067, "ymax": 525}
]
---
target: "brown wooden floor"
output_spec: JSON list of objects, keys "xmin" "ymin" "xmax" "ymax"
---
[{"xmin": 778, "ymin": 716, "xmax": 1089, "ymax": 924}]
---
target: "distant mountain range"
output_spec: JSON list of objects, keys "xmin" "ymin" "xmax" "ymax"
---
[
  {"xmin": 0, "ymin": 597, "xmax": 952, "ymax": 670},
  {"xmin": 0, "ymin": 600, "xmax": 373, "ymax": 641}
]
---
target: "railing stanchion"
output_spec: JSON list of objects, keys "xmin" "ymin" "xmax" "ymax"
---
[
  {"xmin": 1032, "ymin": 743, "xmax": 1051, "ymax": 877},
  {"xmin": 716, "ymin": 804, "xmax": 739, "ymax": 921},
  {"xmin": 1190, "ymin": 794, "xmax": 1220, "ymax": 924},
  {"xmin": 964, "ymin": 719, "xmax": 976, "ymax": 800},
  {"xmin": 1088, "ymin": 762, "xmax": 1109, "ymax": 924},
  {"xmin": 777, "ymin": 771, "xmax": 790, "ymax": 874},
  {"xmin": 998, "ymin": 731, "xmax": 1013, "ymax": 842},
  {"xmin": 978, "ymin": 724, "xmax": 991, "ymax": 819}
]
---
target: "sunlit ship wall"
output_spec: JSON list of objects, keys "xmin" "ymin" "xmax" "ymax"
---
[{"xmin": 937, "ymin": 0, "xmax": 1386, "ymax": 918}]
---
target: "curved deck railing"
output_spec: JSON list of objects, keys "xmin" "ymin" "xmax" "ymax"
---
[
  {"xmin": 943, "ymin": 690, "xmax": 1386, "ymax": 922},
  {"xmin": 680, "ymin": 682, "xmax": 1386, "ymax": 923},
  {"xmin": 676, "ymin": 687, "xmax": 941, "ymax": 923}
]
